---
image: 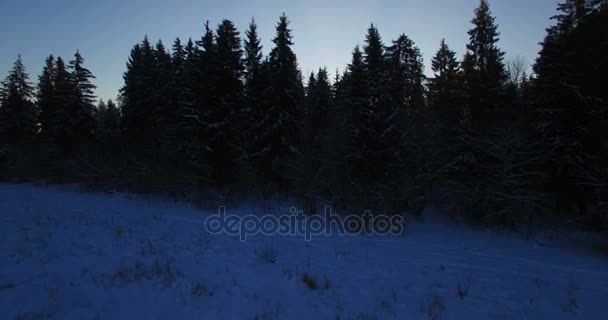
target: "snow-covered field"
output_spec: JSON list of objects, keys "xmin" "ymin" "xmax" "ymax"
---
[{"xmin": 1, "ymin": 183, "xmax": 607, "ymax": 320}]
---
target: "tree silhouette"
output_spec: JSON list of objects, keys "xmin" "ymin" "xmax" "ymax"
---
[
  {"xmin": 462, "ymin": 0, "xmax": 506, "ymax": 128},
  {"xmin": 0, "ymin": 55, "xmax": 37, "ymax": 146}
]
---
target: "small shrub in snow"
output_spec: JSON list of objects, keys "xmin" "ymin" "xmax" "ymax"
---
[
  {"xmin": 111, "ymin": 260, "xmax": 151, "ymax": 285},
  {"xmin": 408, "ymin": 195, "xmax": 426, "ymax": 218},
  {"xmin": 15, "ymin": 311, "xmax": 47, "ymax": 320},
  {"xmin": 80, "ymin": 266, "xmax": 89, "ymax": 277},
  {"xmin": 322, "ymin": 275, "xmax": 331, "ymax": 289},
  {"xmin": 356, "ymin": 313, "xmax": 379, "ymax": 320},
  {"xmin": 113, "ymin": 225, "xmax": 125, "ymax": 240},
  {"xmin": 591, "ymin": 243, "xmax": 608, "ymax": 258},
  {"xmin": 281, "ymin": 265, "xmax": 294, "ymax": 280},
  {"xmin": 337, "ymin": 313, "xmax": 379, "ymax": 320},
  {"xmin": 154, "ymin": 258, "xmax": 178, "ymax": 287},
  {"xmin": 380, "ymin": 299, "xmax": 393, "ymax": 312},
  {"xmin": 0, "ymin": 282, "xmax": 15, "ymax": 291},
  {"xmin": 134, "ymin": 260, "xmax": 150, "ymax": 280},
  {"xmin": 191, "ymin": 282, "xmax": 215, "ymax": 297},
  {"xmin": 301, "ymin": 272, "xmax": 318, "ymax": 290},
  {"xmin": 456, "ymin": 278, "xmax": 471, "ymax": 300},
  {"xmin": 256, "ymin": 244, "xmax": 277, "ymax": 264},
  {"xmin": 140, "ymin": 239, "xmax": 158, "ymax": 256},
  {"xmin": 112, "ymin": 265, "xmax": 132, "ymax": 285},
  {"xmin": 105, "ymin": 257, "xmax": 179, "ymax": 287},
  {"xmin": 253, "ymin": 300, "xmax": 283, "ymax": 320},
  {"xmin": 562, "ymin": 284, "xmax": 580, "ymax": 314},
  {"xmin": 334, "ymin": 249, "xmax": 351, "ymax": 259},
  {"xmin": 422, "ymin": 295, "xmax": 445, "ymax": 320},
  {"xmin": 301, "ymin": 272, "xmax": 330, "ymax": 290},
  {"xmin": 253, "ymin": 312, "xmax": 272, "ymax": 320}
]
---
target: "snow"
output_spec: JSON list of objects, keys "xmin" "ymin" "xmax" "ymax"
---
[{"xmin": 1, "ymin": 183, "xmax": 607, "ymax": 320}]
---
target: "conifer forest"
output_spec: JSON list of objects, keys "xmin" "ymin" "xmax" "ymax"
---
[{"xmin": 1, "ymin": 0, "xmax": 608, "ymax": 230}]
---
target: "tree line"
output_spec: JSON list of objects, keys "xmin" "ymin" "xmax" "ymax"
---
[{"xmin": 1, "ymin": 0, "xmax": 607, "ymax": 229}]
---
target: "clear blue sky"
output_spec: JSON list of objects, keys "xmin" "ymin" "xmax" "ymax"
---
[{"xmin": 0, "ymin": 0, "xmax": 559, "ymax": 102}]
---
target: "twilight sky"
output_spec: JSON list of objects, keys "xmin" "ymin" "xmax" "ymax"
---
[{"xmin": 0, "ymin": 0, "xmax": 559, "ymax": 102}]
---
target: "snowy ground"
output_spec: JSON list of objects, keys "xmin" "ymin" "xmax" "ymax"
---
[{"xmin": 0, "ymin": 184, "xmax": 607, "ymax": 320}]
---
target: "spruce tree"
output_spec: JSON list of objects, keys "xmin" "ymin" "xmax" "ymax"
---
[
  {"xmin": 428, "ymin": 39, "xmax": 464, "ymax": 173},
  {"xmin": 0, "ymin": 55, "xmax": 37, "ymax": 146},
  {"xmin": 462, "ymin": 0, "xmax": 507, "ymax": 128},
  {"xmin": 361, "ymin": 24, "xmax": 395, "ymax": 204},
  {"xmin": 242, "ymin": 19, "xmax": 268, "ymax": 184},
  {"xmin": 172, "ymin": 38, "xmax": 186, "ymax": 75},
  {"xmin": 37, "ymin": 55, "xmax": 56, "ymax": 139},
  {"xmin": 185, "ymin": 38, "xmax": 196, "ymax": 59},
  {"xmin": 243, "ymin": 19, "xmax": 263, "ymax": 92},
  {"xmin": 176, "ymin": 23, "xmax": 217, "ymax": 185},
  {"xmin": 429, "ymin": 39, "xmax": 462, "ymax": 128},
  {"xmin": 256, "ymin": 13, "xmax": 304, "ymax": 190},
  {"xmin": 192, "ymin": 21, "xmax": 217, "ymax": 120},
  {"xmin": 121, "ymin": 37, "xmax": 157, "ymax": 145},
  {"xmin": 214, "ymin": 19, "xmax": 244, "ymax": 106},
  {"xmin": 341, "ymin": 46, "xmax": 377, "ymax": 204},
  {"xmin": 97, "ymin": 99, "xmax": 121, "ymax": 148},
  {"xmin": 68, "ymin": 50, "xmax": 97, "ymax": 143},
  {"xmin": 151, "ymin": 39, "xmax": 174, "ymax": 151},
  {"xmin": 385, "ymin": 34, "xmax": 425, "ymax": 115},
  {"xmin": 295, "ymin": 68, "xmax": 333, "ymax": 213},
  {"xmin": 304, "ymin": 68, "xmax": 331, "ymax": 148},
  {"xmin": 383, "ymin": 34, "xmax": 426, "ymax": 214},
  {"xmin": 178, "ymin": 37, "xmax": 200, "ymax": 156},
  {"xmin": 205, "ymin": 19, "xmax": 244, "ymax": 186},
  {"xmin": 532, "ymin": 0, "xmax": 608, "ymax": 220},
  {"xmin": 344, "ymin": 46, "xmax": 370, "ymax": 144},
  {"xmin": 324, "ymin": 64, "xmax": 357, "ymax": 206},
  {"xmin": 304, "ymin": 71, "xmax": 317, "ymax": 119},
  {"xmin": 49, "ymin": 56, "xmax": 75, "ymax": 152},
  {"xmin": 169, "ymin": 37, "xmax": 193, "ymax": 156},
  {"xmin": 363, "ymin": 24, "xmax": 386, "ymax": 110},
  {"xmin": 171, "ymin": 38, "xmax": 187, "ymax": 111}
]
